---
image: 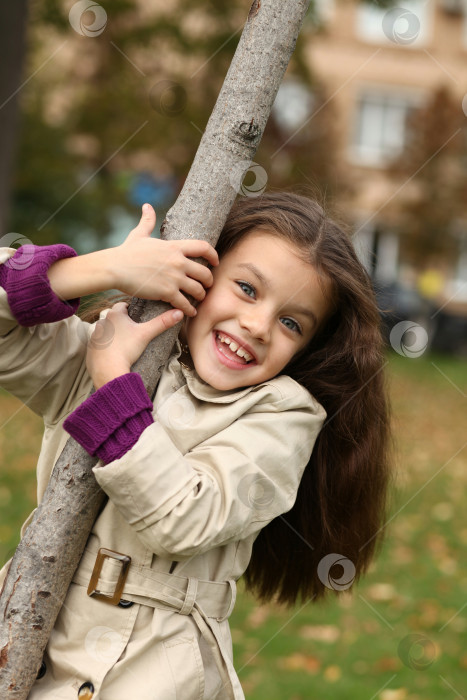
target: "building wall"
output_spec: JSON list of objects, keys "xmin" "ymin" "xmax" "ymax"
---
[{"xmin": 306, "ymin": 0, "xmax": 467, "ymax": 289}]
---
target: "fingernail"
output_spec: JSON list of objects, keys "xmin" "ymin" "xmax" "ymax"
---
[
  {"xmin": 143, "ymin": 203, "xmax": 151, "ymax": 213},
  {"xmin": 173, "ymin": 310, "xmax": 183, "ymax": 321}
]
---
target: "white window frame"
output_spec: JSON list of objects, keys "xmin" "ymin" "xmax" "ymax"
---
[
  {"xmin": 355, "ymin": 0, "xmax": 432, "ymax": 48},
  {"xmin": 349, "ymin": 87, "xmax": 425, "ymax": 167}
]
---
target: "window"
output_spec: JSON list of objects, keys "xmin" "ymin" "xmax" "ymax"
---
[
  {"xmin": 351, "ymin": 91, "xmax": 422, "ymax": 166},
  {"xmin": 313, "ymin": 0, "xmax": 335, "ymax": 25},
  {"xmin": 272, "ymin": 80, "xmax": 314, "ymax": 133},
  {"xmin": 356, "ymin": 0, "xmax": 431, "ymax": 47}
]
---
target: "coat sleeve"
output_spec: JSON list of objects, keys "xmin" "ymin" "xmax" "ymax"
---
[
  {"xmin": 92, "ymin": 394, "xmax": 326, "ymax": 558},
  {"xmin": 0, "ymin": 247, "xmax": 92, "ymax": 424}
]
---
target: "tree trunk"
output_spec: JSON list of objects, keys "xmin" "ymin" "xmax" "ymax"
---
[
  {"xmin": 0, "ymin": 0, "xmax": 29, "ymax": 238},
  {"xmin": 0, "ymin": 1, "xmax": 311, "ymax": 696}
]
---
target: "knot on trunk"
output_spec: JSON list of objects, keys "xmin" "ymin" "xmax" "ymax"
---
[
  {"xmin": 238, "ymin": 120, "xmax": 261, "ymax": 140},
  {"xmin": 229, "ymin": 120, "xmax": 262, "ymax": 149},
  {"xmin": 248, "ymin": 0, "xmax": 261, "ymax": 20}
]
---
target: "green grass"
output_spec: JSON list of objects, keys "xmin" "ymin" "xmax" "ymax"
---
[{"xmin": 1, "ymin": 352, "xmax": 466, "ymax": 699}]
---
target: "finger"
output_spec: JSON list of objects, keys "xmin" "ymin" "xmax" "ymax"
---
[
  {"xmin": 166, "ymin": 291, "xmax": 197, "ymax": 317},
  {"xmin": 180, "ymin": 277, "xmax": 208, "ymax": 302},
  {"xmin": 89, "ymin": 317, "xmax": 115, "ymax": 349},
  {"xmin": 179, "ymin": 240, "xmax": 219, "ymax": 267},
  {"xmin": 142, "ymin": 309, "xmax": 184, "ymax": 341},
  {"xmin": 184, "ymin": 259, "xmax": 214, "ymax": 288},
  {"xmin": 127, "ymin": 203, "xmax": 157, "ymax": 240},
  {"xmin": 110, "ymin": 301, "xmax": 130, "ymax": 313}
]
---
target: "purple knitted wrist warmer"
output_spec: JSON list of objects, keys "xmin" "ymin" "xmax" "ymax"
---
[
  {"xmin": 0, "ymin": 244, "xmax": 80, "ymax": 326},
  {"xmin": 63, "ymin": 373, "xmax": 154, "ymax": 464}
]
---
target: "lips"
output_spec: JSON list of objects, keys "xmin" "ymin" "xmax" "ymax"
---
[
  {"xmin": 216, "ymin": 330, "xmax": 257, "ymax": 361},
  {"xmin": 212, "ymin": 330, "xmax": 258, "ymax": 369}
]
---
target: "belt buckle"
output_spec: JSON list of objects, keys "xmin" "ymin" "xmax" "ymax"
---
[{"xmin": 87, "ymin": 548, "xmax": 131, "ymax": 605}]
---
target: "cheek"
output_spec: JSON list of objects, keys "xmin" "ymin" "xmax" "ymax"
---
[
  {"xmin": 186, "ymin": 295, "xmax": 217, "ymax": 340},
  {"xmin": 280, "ymin": 337, "xmax": 305, "ymax": 363},
  {"xmin": 197, "ymin": 287, "xmax": 230, "ymax": 316}
]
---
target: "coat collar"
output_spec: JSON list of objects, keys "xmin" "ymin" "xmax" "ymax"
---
[{"xmin": 169, "ymin": 339, "xmax": 258, "ymax": 403}]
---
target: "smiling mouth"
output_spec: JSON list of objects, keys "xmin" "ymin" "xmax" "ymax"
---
[{"xmin": 214, "ymin": 331, "xmax": 255, "ymax": 365}]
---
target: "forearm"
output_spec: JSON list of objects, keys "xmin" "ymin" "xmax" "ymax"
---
[
  {"xmin": 47, "ymin": 248, "xmax": 116, "ymax": 300},
  {"xmin": 63, "ymin": 373, "xmax": 154, "ymax": 464},
  {"xmin": 0, "ymin": 244, "xmax": 80, "ymax": 327}
]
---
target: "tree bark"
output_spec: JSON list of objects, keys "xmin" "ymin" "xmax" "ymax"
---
[
  {"xmin": 0, "ymin": 0, "xmax": 29, "ymax": 238},
  {"xmin": 0, "ymin": 1, "xmax": 311, "ymax": 696}
]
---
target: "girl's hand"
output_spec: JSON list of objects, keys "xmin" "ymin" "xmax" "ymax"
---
[
  {"xmin": 86, "ymin": 302, "xmax": 184, "ymax": 389},
  {"xmin": 111, "ymin": 204, "xmax": 219, "ymax": 317}
]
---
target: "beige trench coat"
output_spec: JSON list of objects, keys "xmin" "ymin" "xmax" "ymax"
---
[{"xmin": 0, "ymin": 248, "xmax": 326, "ymax": 700}]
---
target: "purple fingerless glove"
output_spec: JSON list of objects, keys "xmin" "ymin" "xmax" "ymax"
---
[
  {"xmin": 0, "ymin": 244, "xmax": 80, "ymax": 326},
  {"xmin": 63, "ymin": 373, "xmax": 154, "ymax": 464}
]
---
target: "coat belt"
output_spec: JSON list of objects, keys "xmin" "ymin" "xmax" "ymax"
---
[{"xmin": 72, "ymin": 547, "xmax": 245, "ymax": 700}]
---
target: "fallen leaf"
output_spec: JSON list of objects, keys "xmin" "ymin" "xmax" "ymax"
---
[
  {"xmin": 367, "ymin": 583, "xmax": 397, "ymax": 601},
  {"xmin": 299, "ymin": 625, "xmax": 340, "ymax": 643},
  {"xmin": 246, "ymin": 605, "xmax": 270, "ymax": 629},
  {"xmin": 431, "ymin": 502, "xmax": 453, "ymax": 521},
  {"xmin": 278, "ymin": 653, "xmax": 321, "ymax": 674},
  {"xmin": 375, "ymin": 656, "xmax": 399, "ymax": 671},
  {"xmin": 324, "ymin": 664, "xmax": 341, "ymax": 681},
  {"xmin": 437, "ymin": 558, "xmax": 457, "ymax": 575},
  {"xmin": 379, "ymin": 689, "xmax": 407, "ymax": 700}
]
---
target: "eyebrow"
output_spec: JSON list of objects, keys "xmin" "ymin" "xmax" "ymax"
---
[{"xmin": 235, "ymin": 262, "xmax": 318, "ymax": 328}]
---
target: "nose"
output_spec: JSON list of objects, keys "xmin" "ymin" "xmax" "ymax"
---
[{"xmin": 239, "ymin": 307, "xmax": 272, "ymax": 343}]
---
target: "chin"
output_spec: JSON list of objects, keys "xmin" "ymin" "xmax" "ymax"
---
[{"xmin": 195, "ymin": 366, "xmax": 252, "ymax": 391}]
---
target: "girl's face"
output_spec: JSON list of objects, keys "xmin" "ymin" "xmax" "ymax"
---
[{"xmin": 182, "ymin": 230, "xmax": 332, "ymax": 391}]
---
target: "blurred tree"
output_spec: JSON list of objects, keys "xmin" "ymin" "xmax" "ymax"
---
[
  {"xmin": 8, "ymin": 0, "xmax": 387, "ymax": 248},
  {"xmin": 389, "ymin": 85, "xmax": 467, "ymax": 267},
  {"xmin": 8, "ymin": 0, "xmax": 338, "ymax": 248},
  {"xmin": 0, "ymin": 0, "xmax": 30, "ymax": 238}
]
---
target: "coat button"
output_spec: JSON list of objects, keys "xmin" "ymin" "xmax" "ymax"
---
[
  {"xmin": 36, "ymin": 661, "xmax": 46, "ymax": 679},
  {"xmin": 118, "ymin": 598, "xmax": 134, "ymax": 608},
  {"xmin": 78, "ymin": 682, "xmax": 95, "ymax": 699}
]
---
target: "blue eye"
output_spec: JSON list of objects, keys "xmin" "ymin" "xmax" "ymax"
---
[
  {"xmin": 236, "ymin": 281, "xmax": 302, "ymax": 334},
  {"xmin": 281, "ymin": 317, "xmax": 302, "ymax": 334},
  {"xmin": 237, "ymin": 281, "xmax": 256, "ymax": 298}
]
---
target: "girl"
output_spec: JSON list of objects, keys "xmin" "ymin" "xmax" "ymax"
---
[{"xmin": 0, "ymin": 192, "xmax": 392, "ymax": 700}]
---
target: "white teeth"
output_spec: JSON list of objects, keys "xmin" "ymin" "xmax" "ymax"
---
[{"xmin": 217, "ymin": 333, "xmax": 254, "ymax": 362}]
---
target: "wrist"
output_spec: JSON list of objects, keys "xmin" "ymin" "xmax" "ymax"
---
[
  {"xmin": 92, "ymin": 362, "xmax": 131, "ymax": 390},
  {"xmin": 47, "ymin": 248, "xmax": 116, "ymax": 300},
  {"xmin": 98, "ymin": 247, "xmax": 120, "ymax": 292},
  {"xmin": 103, "ymin": 245, "xmax": 129, "ymax": 294}
]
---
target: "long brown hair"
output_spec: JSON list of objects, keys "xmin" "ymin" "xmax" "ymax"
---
[
  {"xmin": 82, "ymin": 192, "xmax": 393, "ymax": 607},
  {"xmin": 215, "ymin": 192, "xmax": 393, "ymax": 606}
]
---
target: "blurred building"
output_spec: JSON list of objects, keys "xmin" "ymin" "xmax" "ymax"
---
[{"xmin": 299, "ymin": 0, "xmax": 467, "ymax": 302}]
